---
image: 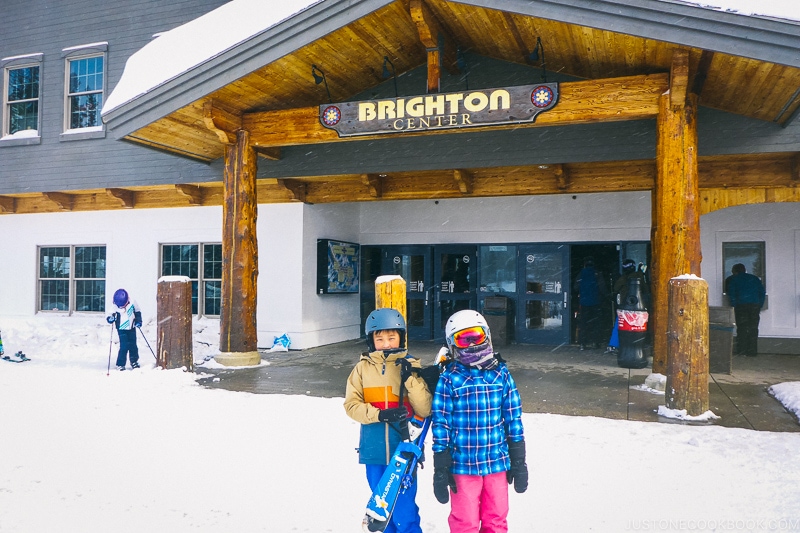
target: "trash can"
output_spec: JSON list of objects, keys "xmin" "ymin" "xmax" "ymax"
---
[
  {"xmin": 709, "ymin": 306, "xmax": 735, "ymax": 374},
  {"xmin": 483, "ymin": 296, "xmax": 511, "ymax": 346}
]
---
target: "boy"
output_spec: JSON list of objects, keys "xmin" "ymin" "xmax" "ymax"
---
[
  {"xmin": 344, "ymin": 308, "xmax": 432, "ymax": 533},
  {"xmin": 431, "ymin": 310, "xmax": 527, "ymax": 533},
  {"xmin": 106, "ymin": 288, "xmax": 143, "ymax": 370}
]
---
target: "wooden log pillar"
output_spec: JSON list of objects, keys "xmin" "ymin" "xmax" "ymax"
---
[
  {"xmin": 215, "ymin": 129, "xmax": 260, "ymax": 366},
  {"xmin": 651, "ymin": 51, "xmax": 701, "ymax": 375},
  {"xmin": 665, "ymin": 276, "xmax": 709, "ymax": 415},
  {"xmin": 156, "ymin": 276, "xmax": 193, "ymax": 370},
  {"xmin": 375, "ymin": 275, "xmax": 407, "ymax": 323}
]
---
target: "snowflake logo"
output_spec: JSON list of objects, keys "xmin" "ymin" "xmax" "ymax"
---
[
  {"xmin": 322, "ymin": 105, "xmax": 341, "ymax": 126},
  {"xmin": 531, "ymin": 86, "xmax": 554, "ymax": 108}
]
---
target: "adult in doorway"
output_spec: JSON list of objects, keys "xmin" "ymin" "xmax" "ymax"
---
[
  {"xmin": 574, "ymin": 258, "xmax": 608, "ymax": 350},
  {"xmin": 725, "ymin": 263, "xmax": 766, "ymax": 357}
]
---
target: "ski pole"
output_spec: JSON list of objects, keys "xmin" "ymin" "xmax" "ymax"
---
[
  {"xmin": 136, "ymin": 326, "xmax": 157, "ymax": 361},
  {"xmin": 106, "ymin": 323, "xmax": 114, "ymax": 376}
]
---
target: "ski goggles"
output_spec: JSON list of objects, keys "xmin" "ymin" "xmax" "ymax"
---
[{"xmin": 451, "ymin": 326, "xmax": 487, "ymax": 349}]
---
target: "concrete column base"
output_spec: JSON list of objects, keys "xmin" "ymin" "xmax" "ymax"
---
[{"xmin": 214, "ymin": 351, "xmax": 261, "ymax": 367}]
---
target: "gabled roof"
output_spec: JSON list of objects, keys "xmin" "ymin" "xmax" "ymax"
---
[{"xmin": 102, "ymin": 0, "xmax": 800, "ymax": 163}]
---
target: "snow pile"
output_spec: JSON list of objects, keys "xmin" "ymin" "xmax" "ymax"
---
[
  {"xmin": 657, "ymin": 405, "xmax": 721, "ymax": 421},
  {"xmin": 769, "ymin": 381, "xmax": 800, "ymax": 421}
]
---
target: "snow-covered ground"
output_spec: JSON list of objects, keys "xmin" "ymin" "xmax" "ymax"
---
[{"xmin": 1, "ymin": 315, "xmax": 799, "ymax": 532}]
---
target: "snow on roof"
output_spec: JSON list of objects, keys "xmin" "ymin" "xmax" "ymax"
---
[
  {"xmin": 102, "ymin": 0, "xmax": 320, "ymax": 116},
  {"xmin": 672, "ymin": 0, "xmax": 800, "ymax": 20}
]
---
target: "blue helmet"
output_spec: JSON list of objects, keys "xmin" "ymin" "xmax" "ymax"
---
[
  {"xmin": 365, "ymin": 308, "xmax": 406, "ymax": 352},
  {"xmin": 113, "ymin": 288, "xmax": 129, "ymax": 307}
]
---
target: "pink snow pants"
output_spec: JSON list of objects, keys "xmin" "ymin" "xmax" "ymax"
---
[{"xmin": 448, "ymin": 472, "xmax": 509, "ymax": 533}]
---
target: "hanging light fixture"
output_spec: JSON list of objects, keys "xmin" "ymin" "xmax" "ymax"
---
[
  {"xmin": 382, "ymin": 56, "xmax": 398, "ymax": 98},
  {"xmin": 527, "ymin": 37, "xmax": 547, "ymax": 83},
  {"xmin": 311, "ymin": 64, "xmax": 332, "ymax": 103}
]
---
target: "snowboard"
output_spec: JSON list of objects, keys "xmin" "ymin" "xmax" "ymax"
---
[{"xmin": 363, "ymin": 417, "xmax": 430, "ymax": 532}]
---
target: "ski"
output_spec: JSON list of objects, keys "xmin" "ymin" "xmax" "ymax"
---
[
  {"xmin": 363, "ymin": 417, "xmax": 431, "ymax": 532},
  {"xmin": 2, "ymin": 351, "xmax": 30, "ymax": 363}
]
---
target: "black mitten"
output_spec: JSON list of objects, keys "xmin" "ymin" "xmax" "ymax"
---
[
  {"xmin": 378, "ymin": 407, "xmax": 408, "ymax": 423},
  {"xmin": 506, "ymin": 439, "xmax": 528, "ymax": 493},
  {"xmin": 433, "ymin": 450, "xmax": 457, "ymax": 504}
]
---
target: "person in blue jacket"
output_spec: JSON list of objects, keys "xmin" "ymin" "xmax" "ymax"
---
[
  {"xmin": 431, "ymin": 310, "xmax": 527, "ymax": 533},
  {"xmin": 106, "ymin": 288, "xmax": 143, "ymax": 370},
  {"xmin": 725, "ymin": 264, "xmax": 766, "ymax": 357}
]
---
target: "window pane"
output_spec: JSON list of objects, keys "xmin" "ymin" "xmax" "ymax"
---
[
  {"xmin": 204, "ymin": 281, "xmax": 221, "ymax": 316},
  {"xmin": 74, "ymin": 246, "xmax": 106, "ymax": 278},
  {"xmin": 8, "ymin": 66, "xmax": 39, "ymax": 101},
  {"xmin": 723, "ymin": 242, "xmax": 766, "ymax": 290},
  {"xmin": 191, "ymin": 280, "xmax": 198, "ymax": 315},
  {"xmin": 75, "ymin": 280, "xmax": 105, "ymax": 312},
  {"xmin": 162, "ymin": 244, "xmax": 198, "ymax": 278},
  {"xmin": 69, "ymin": 94, "xmax": 103, "ymax": 128},
  {"xmin": 203, "ymin": 244, "xmax": 222, "ymax": 279},
  {"xmin": 39, "ymin": 247, "xmax": 70, "ymax": 278},
  {"xmin": 39, "ymin": 280, "xmax": 69, "ymax": 311},
  {"xmin": 69, "ymin": 57, "xmax": 103, "ymax": 93},
  {"xmin": 479, "ymin": 245, "xmax": 517, "ymax": 293},
  {"xmin": 9, "ymin": 102, "xmax": 38, "ymax": 134}
]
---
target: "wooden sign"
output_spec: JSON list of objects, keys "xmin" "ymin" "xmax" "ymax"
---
[{"xmin": 320, "ymin": 83, "xmax": 559, "ymax": 137}]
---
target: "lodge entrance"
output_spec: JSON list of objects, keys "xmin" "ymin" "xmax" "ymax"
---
[{"xmin": 362, "ymin": 242, "xmax": 650, "ymax": 346}]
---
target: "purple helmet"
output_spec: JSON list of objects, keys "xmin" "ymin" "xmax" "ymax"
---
[{"xmin": 113, "ymin": 288, "xmax": 129, "ymax": 307}]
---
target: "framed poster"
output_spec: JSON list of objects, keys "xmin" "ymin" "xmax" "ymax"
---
[{"xmin": 317, "ymin": 239, "xmax": 360, "ymax": 294}]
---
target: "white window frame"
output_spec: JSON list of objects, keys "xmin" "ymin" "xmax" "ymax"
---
[
  {"xmin": 160, "ymin": 243, "xmax": 223, "ymax": 317},
  {"xmin": 37, "ymin": 245, "xmax": 107, "ymax": 314},
  {"xmin": 1, "ymin": 53, "xmax": 43, "ymax": 146},
  {"xmin": 61, "ymin": 43, "xmax": 107, "ymax": 141}
]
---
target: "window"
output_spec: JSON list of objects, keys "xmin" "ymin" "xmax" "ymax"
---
[
  {"xmin": 61, "ymin": 43, "xmax": 107, "ymax": 139},
  {"xmin": 2, "ymin": 53, "xmax": 42, "ymax": 143},
  {"xmin": 38, "ymin": 246, "xmax": 106, "ymax": 312},
  {"xmin": 160, "ymin": 243, "xmax": 222, "ymax": 316},
  {"xmin": 66, "ymin": 55, "xmax": 103, "ymax": 129},
  {"xmin": 722, "ymin": 241, "xmax": 766, "ymax": 292}
]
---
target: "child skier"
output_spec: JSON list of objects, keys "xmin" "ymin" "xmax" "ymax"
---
[
  {"xmin": 431, "ymin": 309, "xmax": 528, "ymax": 533},
  {"xmin": 344, "ymin": 308, "xmax": 432, "ymax": 533},
  {"xmin": 106, "ymin": 288, "xmax": 143, "ymax": 371}
]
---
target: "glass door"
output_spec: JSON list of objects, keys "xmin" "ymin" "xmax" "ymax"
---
[
  {"xmin": 383, "ymin": 246, "xmax": 433, "ymax": 341},
  {"xmin": 433, "ymin": 246, "xmax": 477, "ymax": 341},
  {"xmin": 516, "ymin": 245, "xmax": 571, "ymax": 344}
]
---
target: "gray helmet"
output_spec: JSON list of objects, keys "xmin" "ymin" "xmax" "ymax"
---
[{"xmin": 365, "ymin": 308, "xmax": 406, "ymax": 351}]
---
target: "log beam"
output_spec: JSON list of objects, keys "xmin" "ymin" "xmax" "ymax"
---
[
  {"xmin": 216, "ymin": 129, "xmax": 260, "ymax": 366},
  {"xmin": 410, "ymin": 0, "xmax": 458, "ymax": 86},
  {"xmin": 42, "ymin": 192, "xmax": 73, "ymax": 211},
  {"xmin": 0, "ymin": 196, "xmax": 16, "ymax": 213},
  {"xmin": 362, "ymin": 174, "xmax": 382, "ymax": 198},
  {"xmin": 453, "ymin": 169, "xmax": 473, "ymax": 194},
  {"xmin": 651, "ymin": 89, "xmax": 701, "ymax": 374},
  {"xmin": 278, "ymin": 179, "xmax": 307, "ymax": 203},
  {"xmin": 175, "ymin": 184, "xmax": 204, "ymax": 205},
  {"xmin": 553, "ymin": 164, "xmax": 569, "ymax": 190},
  {"xmin": 244, "ymin": 74, "xmax": 669, "ymax": 149},
  {"xmin": 669, "ymin": 49, "xmax": 690, "ymax": 109},
  {"xmin": 106, "ymin": 188, "xmax": 135, "ymax": 209}
]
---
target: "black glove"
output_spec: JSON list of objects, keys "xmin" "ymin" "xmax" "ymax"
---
[
  {"xmin": 396, "ymin": 358, "xmax": 413, "ymax": 385},
  {"xmin": 506, "ymin": 439, "xmax": 528, "ymax": 493},
  {"xmin": 134, "ymin": 311, "xmax": 142, "ymax": 328},
  {"xmin": 433, "ymin": 450, "xmax": 457, "ymax": 504},
  {"xmin": 378, "ymin": 407, "xmax": 408, "ymax": 423}
]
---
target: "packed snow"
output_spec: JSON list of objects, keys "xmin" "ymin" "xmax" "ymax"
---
[{"xmin": 0, "ymin": 315, "xmax": 799, "ymax": 532}]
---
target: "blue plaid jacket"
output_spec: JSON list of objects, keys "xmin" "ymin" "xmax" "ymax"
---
[{"xmin": 431, "ymin": 360, "xmax": 525, "ymax": 476}]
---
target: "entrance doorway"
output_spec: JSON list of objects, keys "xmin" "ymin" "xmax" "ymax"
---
[
  {"xmin": 515, "ymin": 244, "xmax": 571, "ymax": 345},
  {"xmin": 364, "ymin": 245, "xmax": 478, "ymax": 341}
]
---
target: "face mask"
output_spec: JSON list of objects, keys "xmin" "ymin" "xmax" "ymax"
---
[{"xmin": 455, "ymin": 341, "xmax": 497, "ymax": 370}]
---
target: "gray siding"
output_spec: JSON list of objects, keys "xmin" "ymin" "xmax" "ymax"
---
[{"xmin": 0, "ymin": 0, "xmax": 227, "ymax": 194}]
